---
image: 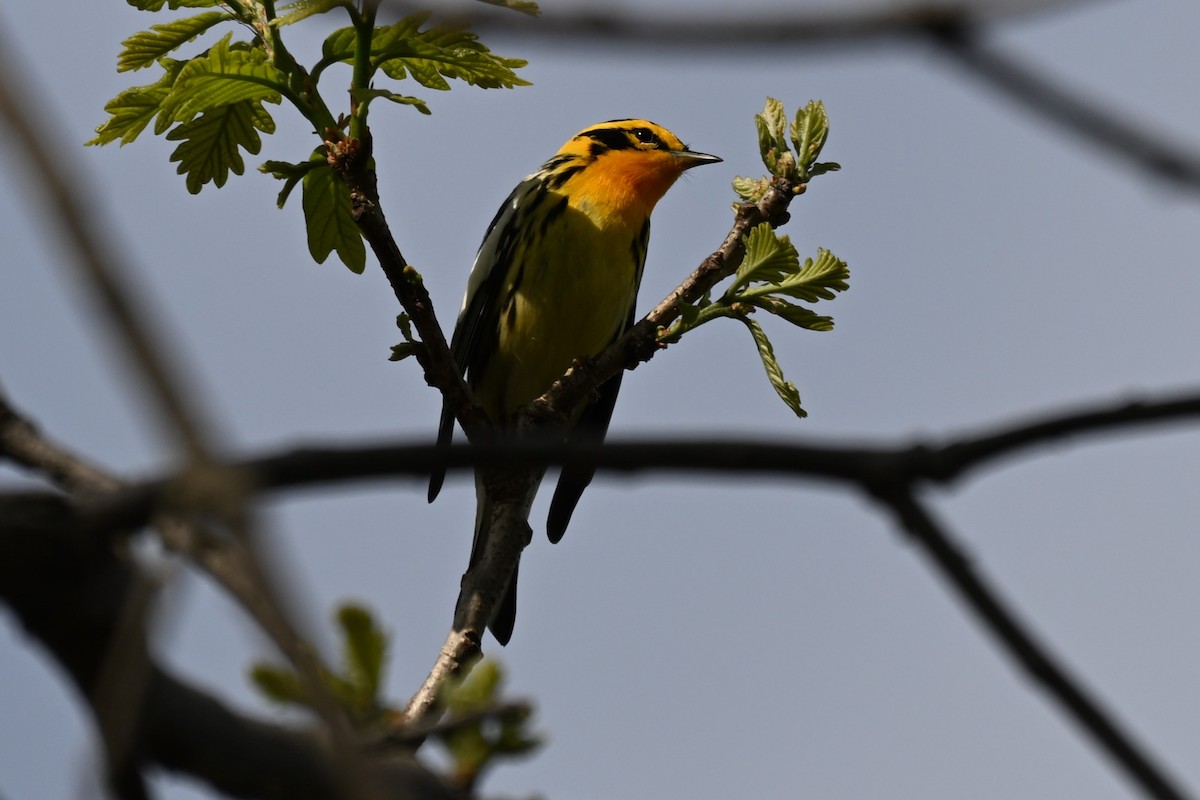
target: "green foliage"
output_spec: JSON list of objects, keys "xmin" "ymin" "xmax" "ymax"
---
[
  {"xmin": 249, "ymin": 602, "xmax": 391, "ymax": 726},
  {"xmin": 389, "ymin": 314, "xmax": 419, "ymax": 362},
  {"xmin": 94, "ymin": 0, "xmax": 532, "ymax": 272},
  {"xmin": 734, "ymin": 97, "xmax": 841, "ymax": 204},
  {"xmin": 167, "ymin": 98, "xmax": 276, "ymax": 193},
  {"xmin": 302, "ymin": 153, "xmax": 366, "ymax": 273},
  {"xmin": 685, "ymin": 98, "xmax": 848, "ymax": 418},
  {"xmin": 438, "ymin": 660, "xmax": 541, "ymax": 789},
  {"xmin": 662, "ymin": 222, "xmax": 847, "ymax": 418},
  {"xmin": 118, "ymin": 11, "xmax": 231, "ymax": 72}
]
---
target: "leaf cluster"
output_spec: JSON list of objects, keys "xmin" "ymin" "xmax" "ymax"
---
[
  {"xmin": 436, "ymin": 660, "xmax": 541, "ymax": 791},
  {"xmin": 250, "ymin": 603, "xmax": 391, "ymax": 726},
  {"xmin": 91, "ymin": 0, "xmax": 533, "ymax": 271},
  {"xmin": 733, "ymin": 97, "xmax": 841, "ymax": 205},
  {"xmin": 668, "ymin": 99, "xmax": 848, "ymax": 418}
]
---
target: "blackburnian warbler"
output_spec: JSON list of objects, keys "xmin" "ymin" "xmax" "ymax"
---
[{"xmin": 429, "ymin": 119, "xmax": 721, "ymax": 644}]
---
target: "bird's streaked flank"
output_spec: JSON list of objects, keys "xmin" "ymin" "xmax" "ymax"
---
[{"xmin": 429, "ymin": 119, "xmax": 720, "ymax": 644}]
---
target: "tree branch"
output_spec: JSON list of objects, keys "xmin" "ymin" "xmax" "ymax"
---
[
  {"xmin": 0, "ymin": 494, "xmax": 463, "ymax": 800},
  {"xmin": 925, "ymin": 20, "xmax": 1200, "ymax": 192},
  {"xmin": 865, "ymin": 485, "xmax": 1189, "ymax": 800}
]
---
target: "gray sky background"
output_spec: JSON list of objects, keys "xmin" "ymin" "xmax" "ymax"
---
[{"xmin": 3, "ymin": 1, "xmax": 1199, "ymax": 798}]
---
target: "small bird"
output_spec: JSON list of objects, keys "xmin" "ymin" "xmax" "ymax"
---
[{"xmin": 429, "ymin": 119, "xmax": 720, "ymax": 644}]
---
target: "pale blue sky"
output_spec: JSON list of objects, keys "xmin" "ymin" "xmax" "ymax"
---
[{"xmin": 3, "ymin": 1, "xmax": 1199, "ymax": 799}]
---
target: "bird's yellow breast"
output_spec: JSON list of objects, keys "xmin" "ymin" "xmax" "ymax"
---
[{"xmin": 476, "ymin": 197, "xmax": 645, "ymax": 423}]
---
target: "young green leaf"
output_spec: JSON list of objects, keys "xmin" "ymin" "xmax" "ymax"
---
[
  {"xmin": 249, "ymin": 663, "xmax": 308, "ymax": 707},
  {"xmin": 260, "ymin": 157, "xmax": 323, "ymax": 208},
  {"xmin": 302, "ymin": 161, "xmax": 367, "ymax": 273},
  {"xmin": 127, "ymin": 0, "xmax": 223, "ymax": 10},
  {"xmin": 739, "ymin": 317, "xmax": 807, "ymax": 418},
  {"xmin": 351, "ymin": 87, "xmax": 431, "ymax": 116},
  {"xmin": 118, "ymin": 12, "xmax": 232, "ymax": 72},
  {"xmin": 88, "ymin": 59, "xmax": 186, "ymax": 146},
  {"xmin": 161, "ymin": 35, "xmax": 287, "ymax": 123},
  {"xmin": 474, "ymin": 0, "xmax": 541, "ymax": 15},
  {"xmin": 167, "ymin": 99, "xmax": 275, "ymax": 193},
  {"xmin": 749, "ymin": 296, "xmax": 834, "ymax": 331},
  {"xmin": 790, "ymin": 100, "xmax": 829, "ymax": 174},
  {"xmin": 337, "ymin": 604, "xmax": 387, "ymax": 704},
  {"xmin": 729, "ymin": 223, "xmax": 799, "ymax": 294},
  {"xmin": 274, "ymin": 0, "xmax": 354, "ymax": 27},
  {"xmin": 377, "ymin": 15, "xmax": 529, "ymax": 90}
]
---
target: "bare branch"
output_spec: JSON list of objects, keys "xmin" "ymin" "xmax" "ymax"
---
[
  {"xmin": 865, "ymin": 485, "xmax": 1189, "ymax": 800},
  {"xmin": 926, "ymin": 20, "xmax": 1200, "ymax": 192},
  {"xmin": 0, "ymin": 494, "xmax": 463, "ymax": 800}
]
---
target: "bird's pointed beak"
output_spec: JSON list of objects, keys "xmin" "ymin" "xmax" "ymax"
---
[{"xmin": 674, "ymin": 149, "xmax": 722, "ymax": 169}]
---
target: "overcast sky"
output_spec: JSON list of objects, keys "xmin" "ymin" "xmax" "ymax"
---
[{"xmin": 3, "ymin": 1, "xmax": 1200, "ymax": 799}]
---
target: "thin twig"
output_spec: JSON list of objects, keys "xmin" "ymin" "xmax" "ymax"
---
[
  {"xmin": 927, "ymin": 20, "xmax": 1200, "ymax": 191},
  {"xmin": 866, "ymin": 485, "xmax": 1189, "ymax": 800}
]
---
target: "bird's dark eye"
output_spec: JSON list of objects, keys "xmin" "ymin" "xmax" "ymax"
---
[{"xmin": 630, "ymin": 128, "xmax": 661, "ymax": 148}]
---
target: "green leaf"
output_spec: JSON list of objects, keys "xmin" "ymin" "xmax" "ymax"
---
[
  {"xmin": 127, "ymin": 0, "xmax": 222, "ymax": 9},
  {"xmin": 118, "ymin": 12, "xmax": 231, "ymax": 72},
  {"xmin": 390, "ymin": 313, "xmax": 419, "ymax": 360},
  {"xmin": 791, "ymin": 100, "xmax": 830, "ymax": 176},
  {"xmin": 731, "ymin": 175, "xmax": 770, "ymax": 204},
  {"xmin": 443, "ymin": 659, "xmax": 502, "ymax": 714},
  {"xmin": 474, "ymin": 0, "xmax": 540, "ymax": 15},
  {"xmin": 749, "ymin": 296, "xmax": 834, "ymax": 331},
  {"xmin": 161, "ymin": 34, "xmax": 287, "ymax": 123},
  {"xmin": 323, "ymin": 13, "xmax": 530, "ymax": 92},
  {"xmin": 351, "ymin": 87, "xmax": 431, "ymax": 116},
  {"xmin": 249, "ymin": 663, "xmax": 308, "ymax": 706},
  {"xmin": 260, "ymin": 157, "xmax": 323, "ymax": 208},
  {"xmin": 337, "ymin": 604, "xmax": 387, "ymax": 704},
  {"xmin": 730, "ymin": 223, "xmax": 799, "ymax": 292},
  {"xmin": 302, "ymin": 159, "xmax": 366, "ymax": 273},
  {"xmin": 739, "ymin": 317, "xmax": 807, "ymax": 418},
  {"xmin": 88, "ymin": 59, "xmax": 186, "ymax": 146},
  {"xmin": 167, "ymin": 99, "xmax": 275, "ymax": 193},
  {"xmin": 756, "ymin": 96, "xmax": 794, "ymax": 176},
  {"xmin": 765, "ymin": 248, "xmax": 849, "ymax": 303},
  {"xmin": 275, "ymin": 0, "xmax": 353, "ymax": 27}
]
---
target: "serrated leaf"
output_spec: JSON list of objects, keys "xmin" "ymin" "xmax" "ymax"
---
[
  {"xmin": 739, "ymin": 317, "xmax": 807, "ymax": 418},
  {"xmin": 756, "ymin": 96, "xmax": 788, "ymax": 174},
  {"xmin": 118, "ymin": 12, "xmax": 231, "ymax": 72},
  {"xmin": 337, "ymin": 604, "xmax": 387, "ymax": 703},
  {"xmin": 88, "ymin": 59, "xmax": 186, "ymax": 146},
  {"xmin": 791, "ymin": 100, "xmax": 831, "ymax": 177},
  {"xmin": 732, "ymin": 175, "xmax": 770, "ymax": 204},
  {"xmin": 322, "ymin": 13, "xmax": 529, "ymax": 93},
  {"xmin": 750, "ymin": 296, "xmax": 834, "ymax": 331},
  {"xmin": 351, "ymin": 87, "xmax": 431, "ymax": 116},
  {"xmin": 475, "ymin": 0, "xmax": 540, "ymax": 15},
  {"xmin": 302, "ymin": 161, "xmax": 366, "ymax": 273},
  {"xmin": 161, "ymin": 34, "xmax": 287, "ymax": 123},
  {"xmin": 376, "ymin": 16, "xmax": 530, "ymax": 90},
  {"xmin": 389, "ymin": 343, "xmax": 416, "ymax": 361},
  {"xmin": 275, "ymin": 0, "xmax": 352, "ymax": 27},
  {"xmin": 167, "ymin": 99, "xmax": 274, "ymax": 193},
  {"xmin": 770, "ymin": 249, "xmax": 849, "ymax": 302},
  {"xmin": 260, "ymin": 156, "xmax": 322, "ymax": 208},
  {"xmin": 731, "ymin": 223, "xmax": 799, "ymax": 291},
  {"xmin": 127, "ymin": 0, "xmax": 222, "ymax": 9},
  {"xmin": 249, "ymin": 663, "xmax": 307, "ymax": 706}
]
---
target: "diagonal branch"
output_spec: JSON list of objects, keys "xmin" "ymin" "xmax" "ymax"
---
[
  {"xmin": 926, "ymin": 20, "xmax": 1200, "ymax": 192},
  {"xmin": 865, "ymin": 484, "xmax": 1189, "ymax": 800},
  {"xmin": 0, "ymin": 493, "xmax": 463, "ymax": 800}
]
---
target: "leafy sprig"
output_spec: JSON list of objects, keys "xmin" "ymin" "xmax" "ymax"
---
[
  {"xmin": 250, "ymin": 603, "xmax": 390, "ymax": 726},
  {"xmin": 92, "ymin": 0, "xmax": 533, "ymax": 271},
  {"xmin": 669, "ymin": 99, "xmax": 848, "ymax": 418}
]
